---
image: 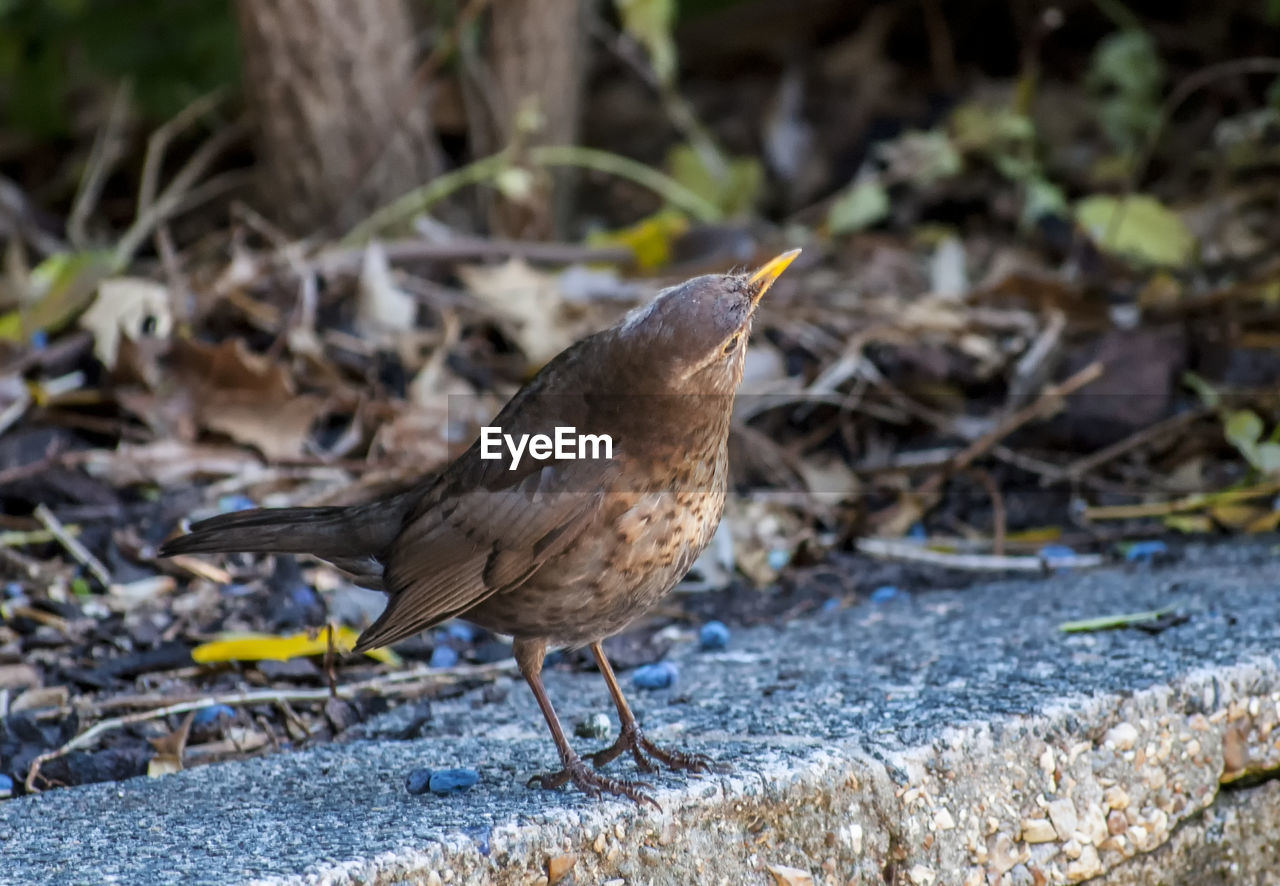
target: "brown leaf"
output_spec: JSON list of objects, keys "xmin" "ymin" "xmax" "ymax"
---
[
  {"xmin": 148, "ymin": 711, "xmax": 196, "ymax": 777},
  {"xmin": 201, "ymin": 391, "xmax": 327, "ymax": 461}
]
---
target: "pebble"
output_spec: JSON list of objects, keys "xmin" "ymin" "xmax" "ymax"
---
[
  {"xmin": 632, "ymin": 662, "xmax": 678, "ymax": 690},
  {"xmin": 0, "ymin": 774, "xmax": 13, "ymax": 799},
  {"xmin": 767, "ymin": 549, "xmax": 791, "ymax": 571},
  {"xmin": 698, "ymin": 620, "xmax": 730, "ymax": 650},
  {"xmin": 575, "ymin": 712, "xmax": 613, "ymax": 740},
  {"xmin": 547, "ymin": 854, "xmax": 575, "ymax": 884},
  {"xmin": 1020, "ymin": 818, "xmax": 1056, "ymax": 843}
]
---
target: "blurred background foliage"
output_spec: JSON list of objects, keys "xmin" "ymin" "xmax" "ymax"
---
[{"xmin": 0, "ymin": 0, "xmax": 238, "ymax": 138}]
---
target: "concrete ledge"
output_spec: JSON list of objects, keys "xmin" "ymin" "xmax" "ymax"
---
[{"xmin": 2, "ymin": 542, "xmax": 1278, "ymax": 885}]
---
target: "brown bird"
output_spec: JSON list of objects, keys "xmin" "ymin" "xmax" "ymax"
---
[{"xmin": 160, "ymin": 249, "xmax": 800, "ymax": 804}]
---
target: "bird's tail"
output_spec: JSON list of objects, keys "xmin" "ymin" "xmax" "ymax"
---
[{"xmin": 158, "ymin": 506, "xmax": 367, "ymax": 559}]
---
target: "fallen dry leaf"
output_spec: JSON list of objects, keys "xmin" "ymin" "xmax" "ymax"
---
[
  {"xmin": 356, "ymin": 241, "xmax": 417, "ymax": 336},
  {"xmin": 457, "ymin": 259, "xmax": 589, "ymax": 367},
  {"xmin": 80, "ymin": 277, "xmax": 173, "ymax": 369}
]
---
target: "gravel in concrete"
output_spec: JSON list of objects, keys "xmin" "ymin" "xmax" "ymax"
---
[{"xmin": 1, "ymin": 542, "xmax": 1278, "ymax": 885}]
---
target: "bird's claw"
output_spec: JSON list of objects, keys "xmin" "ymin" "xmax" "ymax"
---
[
  {"xmin": 528, "ymin": 757, "xmax": 659, "ymax": 809},
  {"xmin": 589, "ymin": 724, "xmax": 719, "ymax": 775}
]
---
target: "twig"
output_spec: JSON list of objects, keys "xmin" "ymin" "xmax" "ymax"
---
[
  {"xmin": 531, "ymin": 145, "xmax": 722, "ymax": 222},
  {"xmin": 1059, "ymin": 407, "xmax": 1210, "ymax": 484},
  {"xmin": 138, "ymin": 89, "xmax": 228, "ymax": 217},
  {"xmin": 345, "ymin": 144, "xmax": 721, "ymax": 244},
  {"xmin": 26, "ymin": 660, "xmax": 519, "ymax": 791},
  {"xmin": 315, "ymin": 237, "xmax": 634, "ymax": 275},
  {"xmin": 1083, "ymin": 481, "xmax": 1280, "ymax": 521},
  {"xmin": 873, "ymin": 362, "xmax": 1104, "ymax": 535},
  {"xmin": 1130, "ymin": 57, "xmax": 1280, "ymax": 192},
  {"xmin": 68, "ymin": 81, "xmax": 132, "ymax": 248},
  {"xmin": 114, "ymin": 117, "xmax": 251, "ymax": 267},
  {"xmin": 85, "ymin": 661, "xmax": 518, "ymax": 716},
  {"xmin": 921, "ymin": 361, "xmax": 1105, "ymax": 496},
  {"xmin": 32, "ymin": 504, "xmax": 111, "ymax": 589},
  {"xmin": 856, "ymin": 536, "xmax": 1104, "ymax": 571},
  {"xmin": 966, "ymin": 468, "xmax": 1007, "ymax": 555}
]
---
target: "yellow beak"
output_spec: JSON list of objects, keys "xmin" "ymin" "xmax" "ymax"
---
[{"xmin": 747, "ymin": 248, "xmax": 801, "ymax": 306}]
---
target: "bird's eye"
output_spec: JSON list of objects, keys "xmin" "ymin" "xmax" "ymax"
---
[{"xmin": 721, "ymin": 334, "xmax": 741, "ymax": 356}]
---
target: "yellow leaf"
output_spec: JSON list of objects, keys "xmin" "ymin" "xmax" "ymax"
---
[
  {"xmin": 192, "ymin": 626, "xmax": 400, "ymax": 666},
  {"xmin": 1005, "ymin": 526, "xmax": 1065, "ymax": 544},
  {"xmin": 586, "ymin": 209, "xmax": 689, "ymax": 270},
  {"xmin": 1162, "ymin": 514, "xmax": 1213, "ymax": 533},
  {"xmin": 1210, "ymin": 502, "xmax": 1269, "ymax": 530},
  {"xmin": 1074, "ymin": 194, "xmax": 1195, "ymax": 268},
  {"xmin": 1246, "ymin": 508, "xmax": 1280, "ymax": 533}
]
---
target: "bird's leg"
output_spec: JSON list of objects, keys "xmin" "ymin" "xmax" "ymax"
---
[
  {"xmin": 515, "ymin": 638, "xmax": 658, "ymax": 808},
  {"xmin": 587, "ymin": 641, "xmax": 715, "ymax": 774}
]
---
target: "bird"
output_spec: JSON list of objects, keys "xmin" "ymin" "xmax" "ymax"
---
[{"xmin": 159, "ymin": 249, "xmax": 801, "ymax": 804}]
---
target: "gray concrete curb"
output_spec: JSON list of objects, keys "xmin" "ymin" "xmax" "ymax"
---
[{"xmin": 2, "ymin": 542, "xmax": 1277, "ymax": 885}]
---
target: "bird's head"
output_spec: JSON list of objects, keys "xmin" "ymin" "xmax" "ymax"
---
[{"xmin": 613, "ymin": 249, "xmax": 800, "ymax": 395}]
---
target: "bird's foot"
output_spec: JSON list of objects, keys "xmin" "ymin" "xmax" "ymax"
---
[
  {"xmin": 589, "ymin": 723, "xmax": 717, "ymax": 775},
  {"xmin": 528, "ymin": 756, "xmax": 659, "ymax": 809}
]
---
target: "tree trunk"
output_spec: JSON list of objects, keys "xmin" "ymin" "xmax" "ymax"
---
[
  {"xmin": 485, "ymin": 0, "xmax": 586, "ymax": 238},
  {"xmin": 235, "ymin": 0, "xmax": 442, "ymax": 235}
]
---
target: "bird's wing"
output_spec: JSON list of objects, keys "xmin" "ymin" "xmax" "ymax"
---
[{"xmin": 352, "ymin": 458, "xmax": 618, "ymax": 651}]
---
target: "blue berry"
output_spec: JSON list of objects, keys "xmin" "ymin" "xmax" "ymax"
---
[
  {"xmin": 632, "ymin": 662, "xmax": 678, "ymax": 690},
  {"xmin": 429, "ymin": 645, "xmax": 459, "ymax": 668},
  {"xmin": 404, "ymin": 767, "xmax": 433, "ymax": 795},
  {"xmin": 445, "ymin": 622, "xmax": 477, "ymax": 644},
  {"xmin": 1039, "ymin": 544, "xmax": 1077, "ymax": 561},
  {"xmin": 192, "ymin": 704, "xmax": 236, "ymax": 727},
  {"xmin": 217, "ymin": 494, "xmax": 256, "ymax": 513},
  {"xmin": 698, "ymin": 620, "xmax": 730, "ymax": 650},
  {"xmin": 0, "ymin": 774, "xmax": 13, "ymax": 798},
  {"xmin": 1125, "ymin": 540, "xmax": 1168, "ymax": 563},
  {"xmin": 429, "ymin": 768, "xmax": 479, "ymax": 794},
  {"xmin": 767, "ymin": 549, "xmax": 791, "ymax": 571},
  {"xmin": 870, "ymin": 585, "xmax": 899, "ymax": 603}
]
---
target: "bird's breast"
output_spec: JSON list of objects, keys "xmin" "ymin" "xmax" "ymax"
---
[{"xmin": 464, "ymin": 444, "xmax": 729, "ymax": 646}]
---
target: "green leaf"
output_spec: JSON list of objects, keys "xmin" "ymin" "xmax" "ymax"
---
[
  {"xmin": 1181, "ymin": 371, "xmax": 1220, "ymax": 408},
  {"xmin": 1224, "ymin": 410, "xmax": 1264, "ymax": 450},
  {"xmin": 1088, "ymin": 29, "xmax": 1164, "ymax": 150},
  {"xmin": 614, "ymin": 0, "xmax": 677, "ymax": 86},
  {"xmin": 665, "ymin": 143, "xmax": 762, "ymax": 217},
  {"xmin": 1022, "ymin": 176, "xmax": 1068, "ymax": 224},
  {"xmin": 827, "ymin": 180, "xmax": 890, "ymax": 234},
  {"xmin": 1059, "ymin": 606, "xmax": 1176, "ymax": 633},
  {"xmin": 1, "ymin": 249, "xmax": 118, "ymax": 342},
  {"xmin": 1253, "ymin": 443, "xmax": 1280, "ymax": 475},
  {"xmin": 1074, "ymin": 194, "xmax": 1195, "ymax": 268},
  {"xmin": 1090, "ymin": 30, "xmax": 1163, "ymax": 98}
]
